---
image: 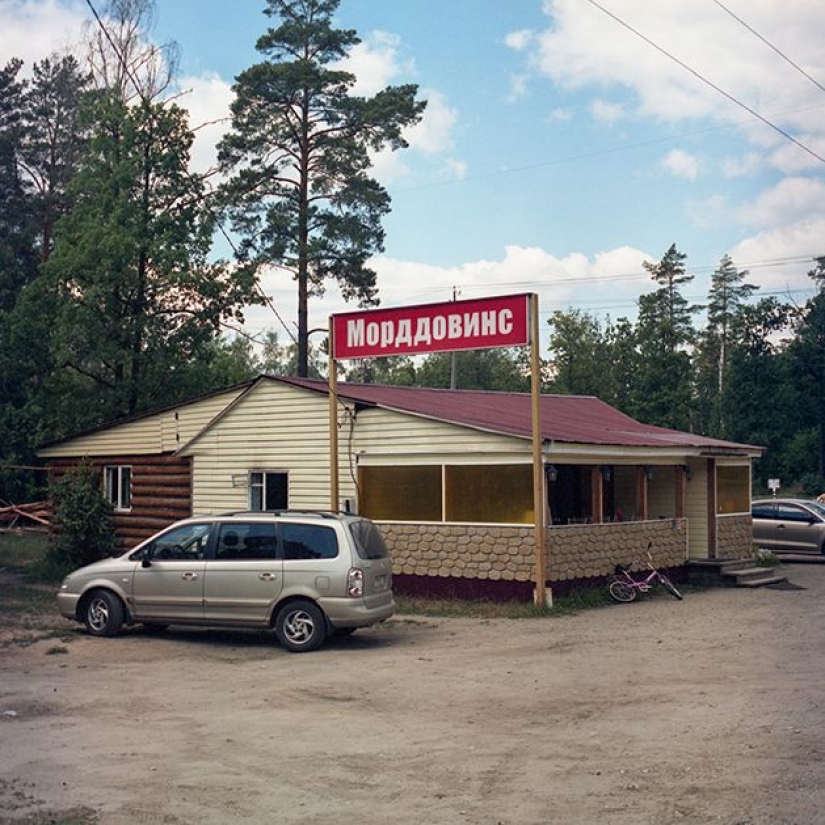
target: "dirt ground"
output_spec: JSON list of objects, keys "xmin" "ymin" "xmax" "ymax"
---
[{"xmin": 1, "ymin": 563, "xmax": 824, "ymax": 825}]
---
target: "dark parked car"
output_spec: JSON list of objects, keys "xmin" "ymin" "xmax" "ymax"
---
[{"xmin": 751, "ymin": 498, "xmax": 825, "ymax": 555}]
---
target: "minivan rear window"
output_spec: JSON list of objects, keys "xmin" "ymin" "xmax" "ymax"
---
[{"xmin": 349, "ymin": 520, "xmax": 389, "ymax": 560}]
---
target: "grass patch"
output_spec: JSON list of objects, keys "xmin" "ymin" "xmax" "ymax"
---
[
  {"xmin": 754, "ymin": 547, "xmax": 782, "ymax": 567},
  {"xmin": 0, "ymin": 531, "xmax": 49, "ymax": 570},
  {"xmin": 395, "ymin": 583, "xmax": 613, "ymax": 619},
  {"xmin": 0, "ymin": 532, "xmax": 75, "ymax": 647}
]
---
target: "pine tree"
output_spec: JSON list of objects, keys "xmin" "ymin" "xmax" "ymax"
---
[{"xmin": 219, "ymin": 0, "xmax": 426, "ymax": 377}]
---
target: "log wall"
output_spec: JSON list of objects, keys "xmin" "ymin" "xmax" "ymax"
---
[{"xmin": 49, "ymin": 454, "xmax": 192, "ymax": 549}]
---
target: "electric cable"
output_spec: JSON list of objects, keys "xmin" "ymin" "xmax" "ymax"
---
[{"xmin": 584, "ymin": 0, "xmax": 825, "ymax": 166}]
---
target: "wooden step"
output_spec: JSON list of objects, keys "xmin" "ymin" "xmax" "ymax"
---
[{"xmin": 721, "ymin": 565, "xmax": 788, "ymax": 588}]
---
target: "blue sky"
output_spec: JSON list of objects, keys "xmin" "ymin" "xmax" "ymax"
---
[{"xmin": 4, "ymin": 0, "xmax": 825, "ymax": 348}]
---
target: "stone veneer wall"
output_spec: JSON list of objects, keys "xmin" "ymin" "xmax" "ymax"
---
[
  {"xmin": 546, "ymin": 519, "xmax": 687, "ymax": 581},
  {"xmin": 715, "ymin": 514, "xmax": 753, "ymax": 561},
  {"xmin": 379, "ymin": 518, "xmax": 688, "ymax": 587}
]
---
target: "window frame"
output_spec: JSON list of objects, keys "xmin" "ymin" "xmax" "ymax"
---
[
  {"xmin": 248, "ymin": 470, "xmax": 289, "ymax": 512},
  {"xmin": 104, "ymin": 465, "xmax": 132, "ymax": 512}
]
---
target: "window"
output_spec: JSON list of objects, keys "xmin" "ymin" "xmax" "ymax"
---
[
  {"xmin": 359, "ymin": 464, "xmax": 533, "ymax": 524},
  {"xmin": 142, "ymin": 523, "xmax": 211, "ymax": 561},
  {"xmin": 717, "ymin": 465, "xmax": 750, "ymax": 514},
  {"xmin": 751, "ymin": 501, "xmax": 775, "ymax": 519},
  {"xmin": 104, "ymin": 466, "xmax": 131, "ymax": 511},
  {"xmin": 249, "ymin": 471, "xmax": 288, "ymax": 511},
  {"xmin": 360, "ymin": 466, "xmax": 442, "ymax": 521},
  {"xmin": 281, "ymin": 523, "xmax": 338, "ymax": 560},
  {"xmin": 445, "ymin": 464, "xmax": 533, "ymax": 523},
  {"xmin": 776, "ymin": 503, "xmax": 814, "ymax": 523},
  {"xmin": 215, "ymin": 523, "xmax": 279, "ymax": 560},
  {"xmin": 348, "ymin": 519, "xmax": 390, "ymax": 560}
]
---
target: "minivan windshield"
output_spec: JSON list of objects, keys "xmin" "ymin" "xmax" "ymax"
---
[{"xmin": 349, "ymin": 520, "xmax": 389, "ymax": 560}]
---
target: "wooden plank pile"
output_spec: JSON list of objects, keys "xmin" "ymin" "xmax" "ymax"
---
[{"xmin": 0, "ymin": 500, "xmax": 52, "ymax": 530}]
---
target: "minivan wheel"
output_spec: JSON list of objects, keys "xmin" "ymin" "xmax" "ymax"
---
[
  {"xmin": 274, "ymin": 601, "xmax": 326, "ymax": 652},
  {"xmin": 83, "ymin": 590, "xmax": 124, "ymax": 637}
]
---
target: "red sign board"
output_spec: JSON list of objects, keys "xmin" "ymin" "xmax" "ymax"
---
[{"xmin": 331, "ymin": 293, "xmax": 532, "ymax": 360}]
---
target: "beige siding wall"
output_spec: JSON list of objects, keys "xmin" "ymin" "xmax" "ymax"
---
[
  {"xmin": 686, "ymin": 458, "xmax": 709, "ymax": 559},
  {"xmin": 352, "ymin": 407, "xmax": 530, "ymax": 462},
  {"xmin": 187, "ymin": 382, "xmax": 357, "ymax": 513},
  {"xmin": 38, "ymin": 388, "xmax": 246, "ymax": 458}
]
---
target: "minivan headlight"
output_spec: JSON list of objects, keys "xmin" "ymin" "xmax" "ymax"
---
[{"xmin": 347, "ymin": 568, "xmax": 364, "ymax": 598}]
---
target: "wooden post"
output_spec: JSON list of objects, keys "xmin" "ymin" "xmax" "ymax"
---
[
  {"xmin": 530, "ymin": 294, "xmax": 547, "ymax": 606},
  {"xmin": 675, "ymin": 465, "xmax": 686, "ymax": 519},
  {"xmin": 328, "ymin": 318, "xmax": 339, "ymax": 512},
  {"xmin": 706, "ymin": 458, "xmax": 717, "ymax": 559},
  {"xmin": 636, "ymin": 467, "xmax": 649, "ymax": 521},
  {"xmin": 591, "ymin": 467, "xmax": 604, "ymax": 524}
]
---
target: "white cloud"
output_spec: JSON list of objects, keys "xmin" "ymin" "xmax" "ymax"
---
[
  {"xmin": 340, "ymin": 30, "xmax": 414, "ymax": 97},
  {"xmin": 176, "ymin": 72, "xmax": 233, "ymax": 174},
  {"xmin": 590, "ymin": 99, "xmax": 624, "ymax": 124},
  {"xmin": 662, "ymin": 149, "xmax": 699, "ymax": 181},
  {"xmin": 372, "ymin": 244, "xmax": 651, "ymax": 317},
  {"xmin": 335, "ymin": 34, "xmax": 462, "ymax": 185},
  {"xmin": 687, "ymin": 194, "xmax": 729, "ymax": 230},
  {"xmin": 512, "ymin": 0, "xmax": 825, "ymax": 159},
  {"xmin": 736, "ymin": 177, "xmax": 825, "ymax": 229},
  {"xmin": 722, "ymin": 152, "xmax": 762, "ymax": 178},
  {"xmin": 507, "ymin": 72, "xmax": 529, "ymax": 102},
  {"xmin": 0, "ymin": 0, "xmax": 88, "ymax": 73},
  {"xmin": 504, "ymin": 29, "xmax": 535, "ymax": 52},
  {"xmin": 730, "ymin": 220, "xmax": 825, "ymax": 295}
]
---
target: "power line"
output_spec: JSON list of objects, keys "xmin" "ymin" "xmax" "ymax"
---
[
  {"xmin": 712, "ymin": 0, "xmax": 825, "ymax": 96},
  {"xmin": 584, "ymin": 0, "xmax": 825, "ymax": 166}
]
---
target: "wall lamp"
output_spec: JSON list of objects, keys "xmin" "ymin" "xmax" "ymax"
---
[
  {"xmin": 682, "ymin": 464, "xmax": 693, "ymax": 482},
  {"xmin": 546, "ymin": 464, "xmax": 558, "ymax": 482},
  {"xmin": 642, "ymin": 465, "xmax": 654, "ymax": 480},
  {"xmin": 600, "ymin": 465, "xmax": 612, "ymax": 482}
]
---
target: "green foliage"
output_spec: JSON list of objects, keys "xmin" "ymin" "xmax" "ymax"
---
[
  {"xmin": 414, "ymin": 348, "xmax": 531, "ymax": 392},
  {"xmin": 219, "ymin": 0, "xmax": 426, "ymax": 377},
  {"xmin": 47, "ymin": 460, "xmax": 117, "ymax": 573}
]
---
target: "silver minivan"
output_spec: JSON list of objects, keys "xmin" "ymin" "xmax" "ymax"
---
[{"xmin": 57, "ymin": 511, "xmax": 395, "ymax": 652}]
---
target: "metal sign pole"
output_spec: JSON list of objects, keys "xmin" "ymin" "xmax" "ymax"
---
[
  {"xmin": 329, "ymin": 317, "xmax": 340, "ymax": 512},
  {"xmin": 530, "ymin": 293, "xmax": 547, "ymax": 606}
]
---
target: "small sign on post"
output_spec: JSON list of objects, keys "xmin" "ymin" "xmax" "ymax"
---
[{"xmin": 768, "ymin": 478, "xmax": 780, "ymax": 497}]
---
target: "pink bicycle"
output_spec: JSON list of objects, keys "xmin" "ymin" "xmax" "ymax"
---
[{"xmin": 608, "ymin": 551, "xmax": 683, "ymax": 602}]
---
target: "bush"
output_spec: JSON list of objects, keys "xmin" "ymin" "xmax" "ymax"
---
[{"xmin": 46, "ymin": 460, "xmax": 117, "ymax": 574}]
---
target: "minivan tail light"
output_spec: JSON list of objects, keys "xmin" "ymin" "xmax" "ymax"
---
[{"xmin": 347, "ymin": 568, "xmax": 364, "ymax": 598}]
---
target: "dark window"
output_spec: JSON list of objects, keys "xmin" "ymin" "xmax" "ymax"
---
[
  {"xmin": 751, "ymin": 502, "xmax": 775, "ymax": 519},
  {"xmin": 348, "ymin": 520, "xmax": 389, "ymax": 560},
  {"xmin": 216, "ymin": 523, "xmax": 278, "ymax": 560},
  {"xmin": 281, "ymin": 523, "xmax": 338, "ymax": 560},
  {"xmin": 250, "ymin": 472, "xmax": 288, "ymax": 511},
  {"xmin": 777, "ymin": 504, "xmax": 813, "ymax": 523}
]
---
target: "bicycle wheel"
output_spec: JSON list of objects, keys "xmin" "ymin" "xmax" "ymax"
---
[
  {"xmin": 659, "ymin": 576, "xmax": 683, "ymax": 600},
  {"xmin": 609, "ymin": 579, "xmax": 637, "ymax": 603}
]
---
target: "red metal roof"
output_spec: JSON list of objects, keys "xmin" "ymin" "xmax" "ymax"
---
[{"xmin": 277, "ymin": 377, "xmax": 761, "ymax": 454}]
